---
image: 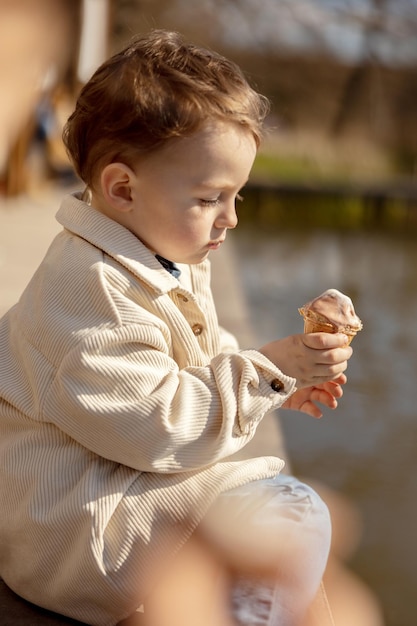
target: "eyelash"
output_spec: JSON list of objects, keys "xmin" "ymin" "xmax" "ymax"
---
[{"xmin": 200, "ymin": 193, "xmax": 244, "ymax": 207}]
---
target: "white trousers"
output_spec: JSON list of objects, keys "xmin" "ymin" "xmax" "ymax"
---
[{"xmin": 209, "ymin": 474, "xmax": 332, "ymax": 626}]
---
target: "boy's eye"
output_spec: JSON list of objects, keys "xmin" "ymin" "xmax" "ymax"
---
[
  {"xmin": 200, "ymin": 198, "xmax": 220, "ymax": 207},
  {"xmin": 200, "ymin": 193, "xmax": 244, "ymax": 207}
]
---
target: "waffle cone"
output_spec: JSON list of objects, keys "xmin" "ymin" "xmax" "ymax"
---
[
  {"xmin": 303, "ymin": 318, "xmax": 335, "ymax": 335},
  {"xmin": 302, "ymin": 317, "xmax": 357, "ymax": 345}
]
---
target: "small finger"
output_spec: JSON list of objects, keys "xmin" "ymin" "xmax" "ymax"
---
[
  {"xmin": 332, "ymin": 373, "xmax": 348, "ymax": 386},
  {"xmin": 315, "ymin": 347, "xmax": 352, "ymax": 367},
  {"xmin": 300, "ymin": 401, "xmax": 323, "ymax": 419},
  {"xmin": 322, "ymin": 381, "xmax": 344, "ymax": 398},
  {"xmin": 311, "ymin": 387, "xmax": 339, "ymax": 408}
]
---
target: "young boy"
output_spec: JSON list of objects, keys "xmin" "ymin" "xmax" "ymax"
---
[{"xmin": 0, "ymin": 30, "xmax": 351, "ymax": 625}]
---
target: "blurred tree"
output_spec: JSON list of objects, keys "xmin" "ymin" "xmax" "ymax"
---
[{"xmin": 110, "ymin": 0, "xmax": 416, "ymax": 176}]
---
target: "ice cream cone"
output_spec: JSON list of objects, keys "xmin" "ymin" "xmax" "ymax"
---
[
  {"xmin": 298, "ymin": 289, "xmax": 362, "ymax": 345},
  {"xmin": 303, "ymin": 318, "xmax": 336, "ymax": 336}
]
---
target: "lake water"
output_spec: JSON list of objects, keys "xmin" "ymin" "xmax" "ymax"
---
[{"xmin": 233, "ymin": 225, "xmax": 417, "ymax": 626}]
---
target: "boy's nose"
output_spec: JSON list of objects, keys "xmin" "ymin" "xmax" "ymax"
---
[{"xmin": 215, "ymin": 202, "xmax": 238, "ymax": 229}]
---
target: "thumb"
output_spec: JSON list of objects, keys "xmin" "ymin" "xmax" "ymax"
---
[{"xmin": 301, "ymin": 332, "xmax": 348, "ymax": 349}]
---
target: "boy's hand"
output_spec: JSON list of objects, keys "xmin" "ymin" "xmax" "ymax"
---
[
  {"xmin": 259, "ymin": 332, "xmax": 352, "ymax": 389},
  {"xmin": 282, "ymin": 374, "xmax": 347, "ymax": 418}
]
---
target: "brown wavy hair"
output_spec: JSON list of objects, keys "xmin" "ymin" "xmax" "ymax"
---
[{"xmin": 63, "ymin": 29, "xmax": 269, "ymax": 189}]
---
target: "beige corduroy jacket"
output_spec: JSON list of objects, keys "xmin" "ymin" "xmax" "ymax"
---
[{"xmin": 0, "ymin": 193, "xmax": 296, "ymax": 625}]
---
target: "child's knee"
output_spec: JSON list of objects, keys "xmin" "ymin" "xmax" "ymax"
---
[
  {"xmin": 261, "ymin": 475, "xmax": 330, "ymax": 527},
  {"xmin": 290, "ymin": 477, "xmax": 331, "ymax": 544},
  {"xmin": 199, "ymin": 475, "xmax": 331, "ymax": 579}
]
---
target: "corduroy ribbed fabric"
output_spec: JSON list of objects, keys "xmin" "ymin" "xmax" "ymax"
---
[{"xmin": 0, "ymin": 193, "xmax": 296, "ymax": 625}]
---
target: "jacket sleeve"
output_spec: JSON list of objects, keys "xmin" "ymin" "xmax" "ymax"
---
[{"xmin": 43, "ymin": 323, "xmax": 296, "ymax": 472}]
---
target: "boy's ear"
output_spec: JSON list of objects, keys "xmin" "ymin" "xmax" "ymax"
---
[{"xmin": 100, "ymin": 163, "xmax": 136, "ymax": 212}]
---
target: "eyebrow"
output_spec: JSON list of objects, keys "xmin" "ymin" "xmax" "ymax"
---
[{"xmin": 197, "ymin": 178, "xmax": 250, "ymax": 191}]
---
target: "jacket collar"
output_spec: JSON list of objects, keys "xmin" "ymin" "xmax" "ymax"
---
[{"xmin": 56, "ymin": 192, "xmax": 207, "ymax": 295}]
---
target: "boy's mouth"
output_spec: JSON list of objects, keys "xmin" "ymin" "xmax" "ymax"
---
[{"xmin": 208, "ymin": 239, "xmax": 225, "ymax": 250}]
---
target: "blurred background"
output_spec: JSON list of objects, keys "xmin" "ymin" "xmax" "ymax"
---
[{"xmin": 0, "ymin": 1, "xmax": 416, "ymax": 625}]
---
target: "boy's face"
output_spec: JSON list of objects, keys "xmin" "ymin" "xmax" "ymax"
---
[{"xmin": 126, "ymin": 120, "xmax": 257, "ymax": 264}]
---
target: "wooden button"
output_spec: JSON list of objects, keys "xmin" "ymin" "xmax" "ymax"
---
[
  {"xmin": 271, "ymin": 378, "xmax": 284, "ymax": 392},
  {"xmin": 192, "ymin": 323, "xmax": 204, "ymax": 336}
]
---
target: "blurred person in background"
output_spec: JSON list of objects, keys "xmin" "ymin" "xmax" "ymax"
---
[{"xmin": 0, "ymin": 0, "xmax": 80, "ymax": 195}]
